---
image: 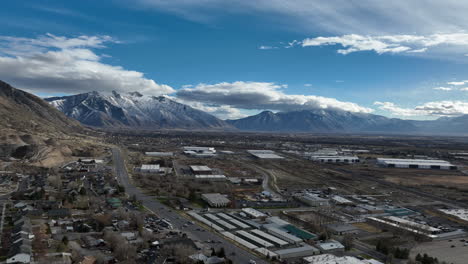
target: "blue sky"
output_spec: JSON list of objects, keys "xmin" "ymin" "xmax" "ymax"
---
[{"xmin": 2, "ymin": 0, "xmax": 468, "ymax": 119}]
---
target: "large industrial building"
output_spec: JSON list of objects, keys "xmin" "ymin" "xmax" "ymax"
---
[
  {"xmin": 201, "ymin": 193, "xmax": 230, "ymax": 207},
  {"xmin": 145, "ymin": 152, "xmax": 173, "ymax": 157},
  {"xmin": 183, "ymin": 146, "xmax": 216, "ymax": 157},
  {"xmin": 377, "ymin": 158, "xmax": 457, "ymax": 170},
  {"xmin": 310, "ymin": 156, "xmax": 360, "ymax": 164},
  {"xmin": 247, "ymin": 150, "xmax": 284, "ymax": 159},
  {"xmin": 274, "ymin": 244, "xmax": 320, "ymax": 259},
  {"xmin": 190, "ymin": 165, "xmax": 213, "ymax": 175}
]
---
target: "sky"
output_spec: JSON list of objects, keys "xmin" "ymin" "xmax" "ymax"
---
[{"xmin": 2, "ymin": 1, "xmax": 468, "ymax": 120}]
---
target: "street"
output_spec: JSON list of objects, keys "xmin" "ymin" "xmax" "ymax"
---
[{"xmin": 111, "ymin": 148, "xmax": 268, "ymax": 264}]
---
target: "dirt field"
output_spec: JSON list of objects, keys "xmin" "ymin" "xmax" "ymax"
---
[{"xmin": 385, "ymin": 175, "xmax": 468, "ymax": 189}]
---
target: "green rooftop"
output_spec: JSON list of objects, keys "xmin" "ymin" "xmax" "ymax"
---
[{"xmin": 283, "ymin": 224, "xmax": 317, "ymax": 240}]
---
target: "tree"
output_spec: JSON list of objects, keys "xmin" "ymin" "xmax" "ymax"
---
[
  {"xmin": 343, "ymin": 234, "xmax": 354, "ymax": 251},
  {"xmin": 62, "ymin": 236, "xmax": 69, "ymax": 245},
  {"xmin": 217, "ymin": 247, "xmax": 226, "ymax": 258}
]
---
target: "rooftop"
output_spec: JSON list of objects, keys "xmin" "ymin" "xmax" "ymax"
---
[{"xmin": 190, "ymin": 165, "xmax": 212, "ymax": 171}]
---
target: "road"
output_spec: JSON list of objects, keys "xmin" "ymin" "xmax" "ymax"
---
[{"xmin": 111, "ymin": 148, "xmax": 268, "ymax": 264}]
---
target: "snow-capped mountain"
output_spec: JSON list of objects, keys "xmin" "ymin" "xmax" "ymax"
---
[
  {"xmin": 46, "ymin": 91, "xmax": 232, "ymax": 129},
  {"xmin": 227, "ymin": 109, "xmax": 418, "ymax": 133}
]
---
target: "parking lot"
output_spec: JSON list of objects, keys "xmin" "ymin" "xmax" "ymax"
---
[{"xmin": 410, "ymin": 238, "xmax": 468, "ymax": 264}]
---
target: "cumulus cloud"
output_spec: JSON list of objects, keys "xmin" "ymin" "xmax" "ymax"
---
[
  {"xmin": 301, "ymin": 33, "xmax": 468, "ymax": 55},
  {"xmin": 177, "ymin": 81, "xmax": 373, "ymax": 113},
  {"xmin": 0, "ymin": 34, "xmax": 174, "ymax": 95},
  {"xmin": 375, "ymin": 101, "xmax": 468, "ymax": 117}
]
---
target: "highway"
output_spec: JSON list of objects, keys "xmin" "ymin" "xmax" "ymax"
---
[{"xmin": 111, "ymin": 148, "xmax": 268, "ymax": 264}]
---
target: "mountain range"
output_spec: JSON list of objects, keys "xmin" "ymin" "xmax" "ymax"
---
[
  {"xmin": 2, "ymin": 80, "xmax": 468, "ymax": 135},
  {"xmin": 227, "ymin": 109, "xmax": 468, "ymax": 135},
  {"xmin": 46, "ymin": 91, "xmax": 232, "ymax": 130}
]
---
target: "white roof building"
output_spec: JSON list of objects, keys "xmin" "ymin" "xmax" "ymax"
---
[
  {"xmin": 145, "ymin": 152, "xmax": 173, "ymax": 157},
  {"xmin": 247, "ymin": 150, "xmax": 284, "ymax": 159},
  {"xmin": 377, "ymin": 158, "xmax": 457, "ymax": 170},
  {"xmin": 140, "ymin": 164, "xmax": 163, "ymax": 173},
  {"xmin": 241, "ymin": 208, "xmax": 267, "ymax": 218},
  {"xmin": 304, "ymin": 254, "xmax": 383, "ymax": 264}
]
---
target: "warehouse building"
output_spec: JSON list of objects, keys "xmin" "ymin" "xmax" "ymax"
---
[
  {"xmin": 194, "ymin": 174, "xmax": 226, "ymax": 181},
  {"xmin": 201, "ymin": 193, "xmax": 230, "ymax": 208},
  {"xmin": 265, "ymin": 226, "xmax": 303, "ymax": 244},
  {"xmin": 377, "ymin": 158, "xmax": 457, "ymax": 170},
  {"xmin": 183, "ymin": 146, "xmax": 216, "ymax": 157},
  {"xmin": 247, "ymin": 150, "xmax": 284, "ymax": 159},
  {"xmin": 145, "ymin": 152, "xmax": 173, "ymax": 157},
  {"xmin": 139, "ymin": 164, "xmax": 164, "ymax": 174},
  {"xmin": 304, "ymin": 254, "xmax": 383, "ymax": 264},
  {"xmin": 367, "ymin": 216, "xmax": 442, "ymax": 238},
  {"xmin": 250, "ymin": 229, "xmax": 289, "ymax": 247},
  {"xmin": 274, "ymin": 244, "xmax": 320, "ymax": 259},
  {"xmin": 190, "ymin": 165, "xmax": 213, "ymax": 175},
  {"xmin": 242, "ymin": 208, "xmax": 267, "ymax": 219},
  {"xmin": 316, "ymin": 240, "xmax": 345, "ymax": 253},
  {"xmin": 310, "ymin": 156, "xmax": 359, "ymax": 163},
  {"xmin": 236, "ymin": 230, "xmax": 274, "ymax": 248},
  {"xmin": 295, "ymin": 193, "xmax": 330, "ymax": 207}
]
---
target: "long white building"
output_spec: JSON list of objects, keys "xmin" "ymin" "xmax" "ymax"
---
[{"xmin": 377, "ymin": 158, "xmax": 457, "ymax": 170}]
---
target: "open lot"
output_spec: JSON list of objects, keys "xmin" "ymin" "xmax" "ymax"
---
[{"xmin": 410, "ymin": 238, "xmax": 468, "ymax": 264}]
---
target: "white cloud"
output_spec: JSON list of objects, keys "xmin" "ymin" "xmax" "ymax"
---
[
  {"xmin": 448, "ymin": 81, "xmax": 467, "ymax": 85},
  {"xmin": 258, "ymin": 45, "xmax": 277, "ymax": 50},
  {"xmin": 0, "ymin": 34, "xmax": 174, "ymax": 96},
  {"xmin": 460, "ymin": 87, "xmax": 468, "ymax": 91},
  {"xmin": 304, "ymin": 83, "xmax": 312, "ymax": 87},
  {"xmin": 433, "ymin": 87, "xmax": 453, "ymax": 91},
  {"xmin": 301, "ymin": 33, "xmax": 468, "ymax": 55},
  {"xmin": 375, "ymin": 101, "xmax": 468, "ymax": 117},
  {"xmin": 177, "ymin": 81, "xmax": 373, "ymax": 113}
]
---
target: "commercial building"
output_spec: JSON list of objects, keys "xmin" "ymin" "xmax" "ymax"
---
[
  {"xmin": 377, "ymin": 158, "xmax": 457, "ymax": 170},
  {"xmin": 241, "ymin": 208, "xmax": 267, "ymax": 219},
  {"xmin": 282, "ymin": 225, "xmax": 317, "ymax": 240},
  {"xmin": 316, "ymin": 240, "xmax": 345, "ymax": 253},
  {"xmin": 296, "ymin": 193, "xmax": 329, "ymax": 207},
  {"xmin": 247, "ymin": 150, "xmax": 284, "ymax": 159},
  {"xmin": 439, "ymin": 209, "xmax": 468, "ymax": 222},
  {"xmin": 190, "ymin": 165, "xmax": 213, "ymax": 175},
  {"xmin": 187, "ymin": 212, "xmax": 224, "ymax": 231},
  {"xmin": 194, "ymin": 174, "xmax": 226, "ymax": 181},
  {"xmin": 367, "ymin": 216, "xmax": 441, "ymax": 238},
  {"xmin": 326, "ymin": 223, "xmax": 360, "ymax": 235},
  {"xmin": 304, "ymin": 254, "xmax": 383, "ymax": 264},
  {"xmin": 139, "ymin": 164, "xmax": 164, "ymax": 173},
  {"xmin": 236, "ymin": 230, "xmax": 274, "ymax": 248},
  {"xmin": 183, "ymin": 146, "xmax": 216, "ymax": 157},
  {"xmin": 201, "ymin": 193, "xmax": 230, "ymax": 208},
  {"xmin": 310, "ymin": 156, "xmax": 359, "ymax": 163},
  {"xmin": 274, "ymin": 244, "xmax": 320, "ymax": 259},
  {"xmin": 331, "ymin": 195, "xmax": 354, "ymax": 205},
  {"xmin": 250, "ymin": 229, "xmax": 289, "ymax": 247},
  {"xmin": 265, "ymin": 226, "xmax": 303, "ymax": 244}
]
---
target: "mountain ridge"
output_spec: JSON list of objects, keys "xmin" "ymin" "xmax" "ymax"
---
[{"xmin": 46, "ymin": 91, "xmax": 234, "ymax": 130}]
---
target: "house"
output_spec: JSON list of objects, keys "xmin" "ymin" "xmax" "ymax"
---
[
  {"xmin": 47, "ymin": 208, "xmax": 71, "ymax": 218},
  {"xmin": 6, "ymin": 253, "xmax": 31, "ymax": 264}
]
